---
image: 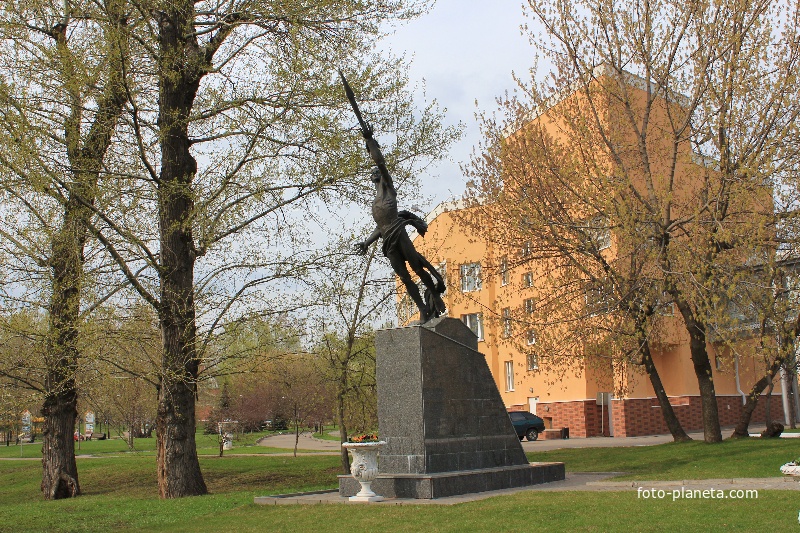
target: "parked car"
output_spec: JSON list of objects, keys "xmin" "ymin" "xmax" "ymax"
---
[{"xmin": 509, "ymin": 411, "xmax": 546, "ymax": 441}]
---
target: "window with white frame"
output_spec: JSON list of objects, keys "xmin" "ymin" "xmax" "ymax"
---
[
  {"xmin": 521, "ymin": 241, "xmax": 532, "ymax": 257},
  {"xmin": 504, "ymin": 360, "xmax": 515, "ymax": 391},
  {"xmin": 523, "ymin": 271, "xmax": 533, "ymax": 288},
  {"xmin": 462, "ymin": 313, "xmax": 484, "ymax": 341},
  {"xmin": 585, "ymin": 281, "xmax": 611, "ymax": 316},
  {"xmin": 526, "ymin": 353, "xmax": 539, "ymax": 371},
  {"xmin": 460, "ymin": 262, "xmax": 482, "ymax": 292},
  {"xmin": 396, "ymin": 293, "xmax": 414, "ymax": 324},
  {"xmin": 588, "ymin": 216, "xmax": 611, "ymax": 251},
  {"xmin": 500, "ymin": 257, "xmax": 509, "ymax": 286},
  {"xmin": 656, "ymin": 292, "xmax": 674, "ymax": 316},
  {"xmin": 524, "ymin": 298, "xmax": 535, "ymax": 315},
  {"xmin": 526, "ymin": 329, "xmax": 537, "ymax": 345},
  {"xmin": 437, "ymin": 261, "xmax": 447, "ymax": 285},
  {"xmin": 502, "ymin": 307, "xmax": 512, "ymax": 338}
]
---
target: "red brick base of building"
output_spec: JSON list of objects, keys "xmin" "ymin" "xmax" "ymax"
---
[{"xmin": 511, "ymin": 395, "xmax": 789, "ymax": 438}]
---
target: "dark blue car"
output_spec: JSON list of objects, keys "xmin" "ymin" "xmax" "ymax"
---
[{"xmin": 509, "ymin": 411, "xmax": 545, "ymax": 441}]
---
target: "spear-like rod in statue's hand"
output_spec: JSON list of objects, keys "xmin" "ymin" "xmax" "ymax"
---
[{"xmin": 339, "ymin": 69, "xmax": 391, "ymax": 182}]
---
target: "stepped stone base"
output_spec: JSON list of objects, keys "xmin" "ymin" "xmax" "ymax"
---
[
  {"xmin": 339, "ymin": 462, "xmax": 565, "ymax": 499},
  {"xmin": 338, "ymin": 318, "xmax": 564, "ymax": 499}
]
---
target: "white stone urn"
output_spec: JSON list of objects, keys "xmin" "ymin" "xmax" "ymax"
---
[
  {"xmin": 342, "ymin": 441, "xmax": 386, "ymax": 502},
  {"xmin": 780, "ymin": 462, "xmax": 800, "ymax": 476}
]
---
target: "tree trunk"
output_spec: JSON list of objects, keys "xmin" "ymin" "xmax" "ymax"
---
[
  {"xmin": 40, "ymin": 381, "xmax": 79, "ymax": 499},
  {"xmin": 680, "ymin": 309, "xmax": 722, "ymax": 442},
  {"xmin": 731, "ymin": 358, "xmax": 782, "ymax": 438},
  {"xmin": 293, "ymin": 406, "xmax": 300, "ymax": 458},
  {"xmin": 41, "ymin": 202, "xmax": 85, "ymax": 499},
  {"xmin": 789, "ymin": 371, "xmax": 798, "ymax": 429},
  {"xmin": 764, "ymin": 379, "xmax": 774, "ymax": 425},
  {"xmin": 155, "ymin": 276, "xmax": 205, "ymax": 497},
  {"xmin": 154, "ymin": 2, "xmax": 208, "ymax": 498},
  {"xmin": 640, "ymin": 338, "xmax": 691, "ymax": 442},
  {"xmin": 154, "ymin": 162, "xmax": 207, "ymax": 497},
  {"xmin": 337, "ymin": 385, "xmax": 350, "ymax": 474}
]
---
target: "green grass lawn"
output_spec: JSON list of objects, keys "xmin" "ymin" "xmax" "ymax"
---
[
  {"xmin": 1, "ymin": 438, "xmax": 798, "ymax": 531},
  {"xmin": 527, "ymin": 437, "xmax": 800, "ymax": 479},
  {"xmin": 313, "ymin": 431, "xmax": 344, "ymax": 442},
  {"xmin": 0, "ymin": 430, "xmax": 306, "ymax": 460}
]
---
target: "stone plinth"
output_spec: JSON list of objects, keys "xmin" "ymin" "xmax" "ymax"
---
[{"xmin": 339, "ymin": 317, "xmax": 565, "ymax": 499}]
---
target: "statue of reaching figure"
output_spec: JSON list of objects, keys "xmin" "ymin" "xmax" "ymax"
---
[{"xmin": 340, "ymin": 71, "xmax": 446, "ymax": 323}]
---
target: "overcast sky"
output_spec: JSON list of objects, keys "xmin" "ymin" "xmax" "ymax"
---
[{"xmin": 379, "ymin": 1, "xmax": 537, "ymax": 212}]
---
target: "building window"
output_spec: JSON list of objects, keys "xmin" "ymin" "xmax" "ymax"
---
[
  {"xmin": 526, "ymin": 329, "xmax": 537, "ymax": 345},
  {"xmin": 715, "ymin": 356, "xmax": 722, "ymax": 370},
  {"xmin": 588, "ymin": 215, "xmax": 611, "ymax": 251},
  {"xmin": 527, "ymin": 353, "xmax": 539, "ymax": 371},
  {"xmin": 521, "ymin": 241, "xmax": 532, "ymax": 257},
  {"xmin": 524, "ymin": 298, "xmax": 535, "ymax": 315},
  {"xmin": 585, "ymin": 281, "xmax": 611, "ymax": 316},
  {"xmin": 505, "ymin": 360, "xmax": 515, "ymax": 391},
  {"xmin": 438, "ymin": 261, "xmax": 447, "ymax": 284},
  {"xmin": 523, "ymin": 271, "xmax": 533, "ymax": 288},
  {"xmin": 502, "ymin": 307, "xmax": 512, "ymax": 338},
  {"xmin": 460, "ymin": 262, "xmax": 482, "ymax": 292},
  {"xmin": 656, "ymin": 292, "xmax": 674, "ymax": 316},
  {"xmin": 462, "ymin": 313, "xmax": 484, "ymax": 341},
  {"xmin": 396, "ymin": 293, "xmax": 414, "ymax": 324},
  {"xmin": 500, "ymin": 257, "xmax": 509, "ymax": 286}
]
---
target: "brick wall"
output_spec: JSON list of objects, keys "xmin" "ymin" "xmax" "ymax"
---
[
  {"xmin": 528, "ymin": 395, "xmax": 789, "ymax": 438},
  {"xmin": 610, "ymin": 395, "xmax": 788, "ymax": 437},
  {"xmin": 531, "ymin": 400, "xmax": 611, "ymax": 438}
]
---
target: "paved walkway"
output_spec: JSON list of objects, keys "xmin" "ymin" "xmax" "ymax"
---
[
  {"xmin": 255, "ymin": 473, "xmax": 800, "ymax": 505},
  {"xmin": 257, "ymin": 427, "xmax": 787, "ymax": 453},
  {"xmin": 257, "ymin": 432, "xmax": 342, "ymax": 451},
  {"xmin": 254, "ymin": 426, "xmax": 800, "ymax": 505}
]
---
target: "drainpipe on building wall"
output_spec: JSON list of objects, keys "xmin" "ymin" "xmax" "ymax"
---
[
  {"xmin": 734, "ymin": 354, "xmax": 747, "ymax": 405},
  {"xmin": 780, "ymin": 367, "xmax": 792, "ymax": 426}
]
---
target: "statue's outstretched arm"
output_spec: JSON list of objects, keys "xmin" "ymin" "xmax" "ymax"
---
[{"xmin": 356, "ymin": 226, "xmax": 381, "ymax": 255}]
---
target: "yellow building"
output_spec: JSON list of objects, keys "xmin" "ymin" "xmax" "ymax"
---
[
  {"xmin": 401, "ymin": 200, "xmax": 799, "ymax": 437},
  {"xmin": 398, "ymin": 71, "xmax": 798, "ymax": 438}
]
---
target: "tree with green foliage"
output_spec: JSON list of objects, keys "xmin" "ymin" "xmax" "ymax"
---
[
  {"xmin": 2, "ymin": 0, "xmax": 457, "ymax": 498},
  {"xmin": 0, "ymin": 0, "xmax": 133, "ymax": 497}
]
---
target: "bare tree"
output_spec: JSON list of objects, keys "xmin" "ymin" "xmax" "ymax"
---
[
  {"xmin": 465, "ymin": 0, "xmax": 799, "ymax": 443},
  {"xmin": 312, "ymin": 233, "xmax": 390, "ymax": 472},
  {"xmin": 272, "ymin": 353, "xmax": 333, "ymax": 457}
]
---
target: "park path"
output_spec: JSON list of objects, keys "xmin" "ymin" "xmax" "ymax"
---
[
  {"xmin": 256, "ymin": 427, "xmax": 792, "ymax": 453},
  {"xmin": 257, "ymin": 432, "xmax": 342, "ymax": 451},
  {"xmin": 252, "ymin": 426, "xmax": 800, "ymax": 503}
]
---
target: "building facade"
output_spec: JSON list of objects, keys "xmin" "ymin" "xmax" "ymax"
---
[
  {"xmin": 401, "ymin": 202, "xmax": 797, "ymax": 437},
  {"xmin": 397, "ymin": 71, "xmax": 799, "ymax": 438}
]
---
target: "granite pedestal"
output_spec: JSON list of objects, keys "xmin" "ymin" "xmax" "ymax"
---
[{"xmin": 339, "ymin": 317, "xmax": 565, "ymax": 499}]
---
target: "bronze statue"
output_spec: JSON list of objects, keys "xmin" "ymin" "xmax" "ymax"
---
[{"xmin": 341, "ymin": 71, "xmax": 446, "ymax": 323}]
